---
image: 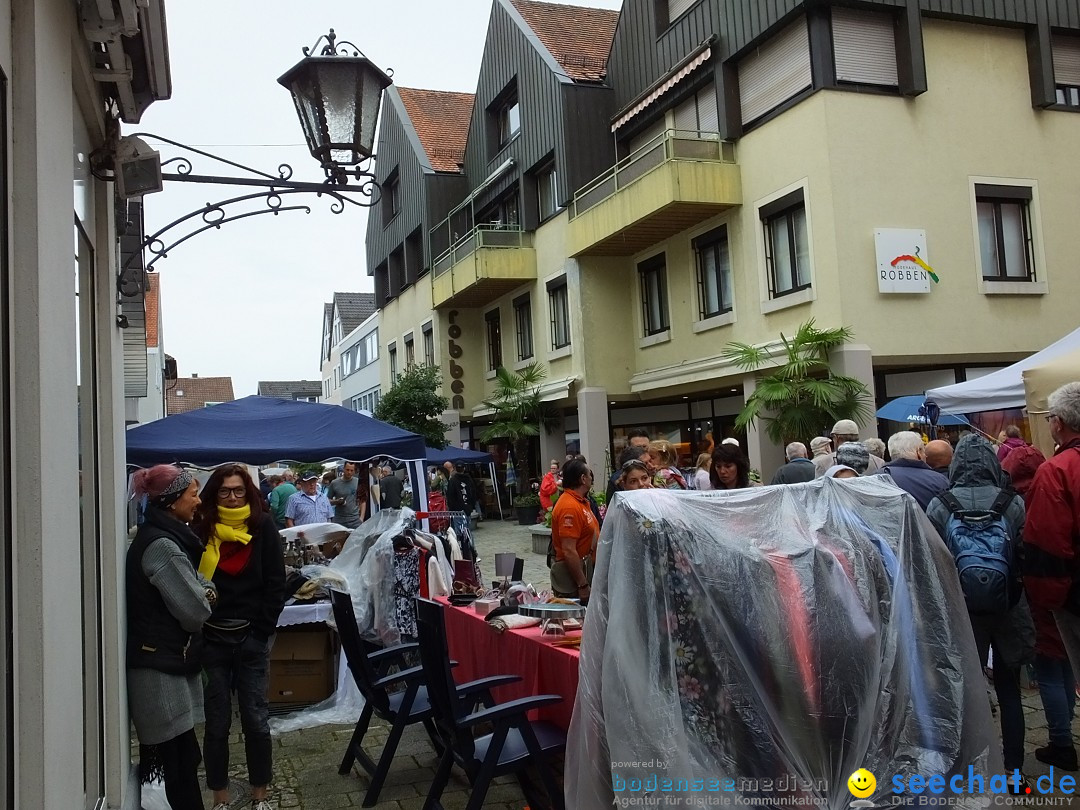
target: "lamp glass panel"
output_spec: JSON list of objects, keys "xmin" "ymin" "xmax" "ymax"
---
[{"xmin": 316, "ymin": 61, "xmax": 362, "ymax": 163}]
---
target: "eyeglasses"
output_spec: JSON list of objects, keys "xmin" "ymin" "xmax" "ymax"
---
[
  {"xmin": 621, "ymin": 460, "xmax": 648, "ymax": 472},
  {"xmin": 217, "ymin": 487, "xmax": 247, "ymax": 499},
  {"xmin": 1046, "ymin": 414, "xmax": 1058, "ymax": 423}
]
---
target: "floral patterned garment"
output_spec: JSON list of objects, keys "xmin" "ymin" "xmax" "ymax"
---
[
  {"xmin": 392, "ymin": 547, "xmax": 421, "ymax": 638},
  {"xmin": 653, "ymin": 466, "xmax": 688, "ymax": 490}
]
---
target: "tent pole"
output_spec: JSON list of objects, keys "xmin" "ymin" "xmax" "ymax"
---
[
  {"xmin": 489, "ymin": 461, "xmax": 503, "ymax": 519},
  {"xmin": 408, "ymin": 457, "xmax": 429, "ymax": 520}
]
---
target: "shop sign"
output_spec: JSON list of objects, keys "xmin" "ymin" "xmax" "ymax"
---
[{"xmin": 874, "ymin": 229, "xmax": 939, "ymax": 294}]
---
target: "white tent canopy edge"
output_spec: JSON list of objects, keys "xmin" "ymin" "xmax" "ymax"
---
[{"xmin": 924, "ymin": 324, "xmax": 1080, "ymax": 413}]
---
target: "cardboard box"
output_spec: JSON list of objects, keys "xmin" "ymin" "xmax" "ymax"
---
[{"xmin": 267, "ymin": 625, "xmax": 335, "ymax": 704}]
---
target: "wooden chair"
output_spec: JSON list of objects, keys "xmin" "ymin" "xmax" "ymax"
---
[
  {"xmin": 414, "ymin": 596, "xmax": 567, "ymax": 810},
  {"xmin": 330, "ymin": 590, "xmax": 516, "ymax": 807}
]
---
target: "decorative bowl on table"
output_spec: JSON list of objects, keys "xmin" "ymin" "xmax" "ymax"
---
[{"xmin": 517, "ymin": 602, "xmax": 586, "ymax": 638}]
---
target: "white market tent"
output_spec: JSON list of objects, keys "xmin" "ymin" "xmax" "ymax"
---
[{"xmin": 925, "ymin": 324, "xmax": 1080, "ymax": 413}]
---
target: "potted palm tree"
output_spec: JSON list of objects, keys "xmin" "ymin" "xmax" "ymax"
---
[
  {"xmin": 722, "ymin": 319, "xmax": 873, "ymax": 445},
  {"xmin": 479, "ymin": 362, "xmax": 558, "ymax": 522}
]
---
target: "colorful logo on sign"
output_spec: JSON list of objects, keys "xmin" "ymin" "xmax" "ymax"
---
[{"xmin": 890, "ymin": 247, "xmax": 939, "ymax": 283}]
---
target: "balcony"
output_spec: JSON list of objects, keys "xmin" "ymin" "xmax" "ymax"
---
[
  {"xmin": 431, "ymin": 224, "xmax": 536, "ymax": 309},
  {"xmin": 567, "ymin": 129, "xmax": 740, "ymax": 257}
]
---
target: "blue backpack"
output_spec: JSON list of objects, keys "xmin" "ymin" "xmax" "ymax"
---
[{"xmin": 939, "ymin": 489, "xmax": 1016, "ymax": 615}]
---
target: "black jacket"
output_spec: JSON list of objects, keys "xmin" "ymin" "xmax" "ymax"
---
[
  {"xmin": 203, "ymin": 512, "xmax": 286, "ymax": 642},
  {"xmin": 126, "ymin": 506, "xmax": 207, "ymax": 674},
  {"xmin": 446, "ymin": 472, "xmax": 477, "ymax": 514},
  {"xmin": 380, "ymin": 474, "xmax": 404, "ymax": 509}
]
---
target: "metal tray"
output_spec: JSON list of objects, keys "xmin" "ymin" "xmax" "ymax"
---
[{"xmin": 517, "ymin": 602, "xmax": 586, "ymax": 620}]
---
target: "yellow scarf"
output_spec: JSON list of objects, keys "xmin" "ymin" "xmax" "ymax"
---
[{"xmin": 198, "ymin": 504, "xmax": 252, "ymax": 579}]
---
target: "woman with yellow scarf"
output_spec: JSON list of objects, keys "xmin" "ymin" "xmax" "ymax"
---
[{"xmin": 193, "ymin": 464, "xmax": 285, "ymax": 810}]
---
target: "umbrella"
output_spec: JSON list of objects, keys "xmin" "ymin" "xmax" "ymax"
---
[{"xmin": 875, "ymin": 396, "xmax": 969, "ymax": 426}]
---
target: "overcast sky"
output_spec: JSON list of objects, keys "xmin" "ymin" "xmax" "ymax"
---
[{"xmin": 135, "ymin": 0, "xmax": 621, "ymax": 397}]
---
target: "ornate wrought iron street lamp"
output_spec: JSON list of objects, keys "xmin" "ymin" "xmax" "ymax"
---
[
  {"xmin": 102, "ymin": 29, "xmax": 394, "ymax": 308},
  {"xmin": 278, "ymin": 29, "xmax": 393, "ymax": 184}
]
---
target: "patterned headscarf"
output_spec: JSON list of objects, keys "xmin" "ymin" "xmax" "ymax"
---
[{"xmin": 151, "ymin": 468, "xmax": 195, "ymax": 509}]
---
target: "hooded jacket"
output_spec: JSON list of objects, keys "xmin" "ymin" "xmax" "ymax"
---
[
  {"xmin": 926, "ymin": 435, "xmax": 1026, "ymax": 602},
  {"xmin": 927, "ymin": 435, "xmax": 1034, "ymax": 665},
  {"xmin": 997, "ymin": 436, "xmax": 1027, "ymax": 463}
]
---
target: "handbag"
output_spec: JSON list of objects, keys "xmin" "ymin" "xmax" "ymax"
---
[{"xmin": 203, "ymin": 617, "xmax": 251, "ymax": 646}]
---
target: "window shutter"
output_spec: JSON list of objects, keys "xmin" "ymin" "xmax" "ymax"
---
[
  {"xmin": 668, "ymin": 0, "xmax": 696, "ymax": 24},
  {"xmin": 739, "ymin": 18, "xmax": 812, "ymax": 125},
  {"xmin": 832, "ymin": 8, "xmax": 898, "ymax": 86},
  {"xmin": 1053, "ymin": 35, "xmax": 1080, "ymax": 85},
  {"xmin": 697, "ymin": 84, "xmax": 719, "ymax": 133},
  {"xmin": 627, "ymin": 116, "xmax": 666, "ymax": 155},
  {"xmin": 673, "ymin": 94, "xmax": 698, "ymax": 131}
]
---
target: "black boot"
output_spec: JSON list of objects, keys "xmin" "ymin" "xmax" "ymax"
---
[{"xmin": 1036, "ymin": 743, "xmax": 1078, "ymax": 771}]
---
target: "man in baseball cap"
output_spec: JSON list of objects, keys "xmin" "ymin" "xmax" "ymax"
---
[
  {"xmin": 285, "ymin": 471, "xmax": 334, "ymax": 527},
  {"xmin": 814, "ymin": 419, "xmax": 885, "ymax": 477}
]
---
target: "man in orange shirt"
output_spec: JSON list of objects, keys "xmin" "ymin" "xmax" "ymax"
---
[{"xmin": 550, "ymin": 458, "xmax": 599, "ymax": 599}]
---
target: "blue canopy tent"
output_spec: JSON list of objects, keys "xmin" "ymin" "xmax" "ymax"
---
[
  {"xmin": 424, "ymin": 445, "xmax": 502, "ymax": 519},
  {"xmin": 126, "ymin": 395, "xmax": 430, "ymax": 511},
  {"xmin": 876, "ymin": 395, "xmax": 970, "ymax": 427}
]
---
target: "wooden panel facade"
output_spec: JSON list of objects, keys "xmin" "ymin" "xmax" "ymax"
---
[
  {"xmin": 365, "ymin": 89, "xmax": 428, "ymax": 281},
  {"xmin": 606, "ymin": 0, "xmax": 1080, "ymax": 142},
  {"xmin": 460, "ymin": 0, "xmax": 615, "ymax": 228}
]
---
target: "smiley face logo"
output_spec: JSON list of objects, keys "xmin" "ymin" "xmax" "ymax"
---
[{"xmin": 847, "ymin": 769, "xmax": 876, "ymax": 799}]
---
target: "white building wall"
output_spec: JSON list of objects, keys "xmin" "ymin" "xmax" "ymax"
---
[
  {"xmin": 134, "ymin": 347, "xmax": 166, "ymax": 424},
  {"xmin": 320, "ymin": 341, "xmax": 343, "ymax": 406},
  {"xmin": 339, "ymin": 311, "xmax": 381, "ymax": 412}
]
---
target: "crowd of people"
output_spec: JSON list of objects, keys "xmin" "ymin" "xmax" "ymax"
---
[{"xmin": 124, "ymin": 382, "xmax": 1080, "ymax": 806}]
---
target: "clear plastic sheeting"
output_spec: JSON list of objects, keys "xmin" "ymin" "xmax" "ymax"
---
[
  {"xmin": 567, "ymin": 478, "xmax": 999, "ymax": 808},
  {"xmin": 269, "ymin": 508, "xmax": 414, "ymax": 734}
]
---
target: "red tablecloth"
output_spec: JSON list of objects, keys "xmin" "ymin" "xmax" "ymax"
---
[{"xmin": 436, "ymin": 597, "xmax": 580, "ymax": 731}]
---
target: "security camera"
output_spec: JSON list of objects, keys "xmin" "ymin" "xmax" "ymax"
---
[{"xmin": 115, "ymin": 135, "xmax": 163, "ymax": 199}]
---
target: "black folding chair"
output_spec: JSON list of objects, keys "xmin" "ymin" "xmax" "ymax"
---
[
  {"xmin": 414, "ymin": 596, "xmax": 567, "ymax": 810},
  {"xmin": 330, "ymin": 590, "xmax": 516, "ymax": 807}
]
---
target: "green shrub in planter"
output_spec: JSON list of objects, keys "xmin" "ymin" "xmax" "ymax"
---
[{"xmin": 512, "ymin": 493, "xmax": 541, "ymax": 507}]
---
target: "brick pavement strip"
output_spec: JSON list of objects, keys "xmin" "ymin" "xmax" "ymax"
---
[{"xmin": 160, "ymin": 518, "xmax": 1080, "ymax": 808}]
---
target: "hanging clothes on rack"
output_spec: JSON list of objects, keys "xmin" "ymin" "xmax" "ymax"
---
[{"xmin": 391, "ymin": 534, "xmax": 421, "ymax": 638}]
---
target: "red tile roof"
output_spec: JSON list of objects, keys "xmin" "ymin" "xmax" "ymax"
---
[
  {"xmin": 145, "ymin": 273, "xmax": 160, "ymax": 348},
  {"xmin": 167, "ymin": 376, "xmax": 235, "ymax": 415},
  {"xmin": 512, "ymin": 0, "xmax": 619, "ymax": 83},
  {"xmin": 397, "ymin": 87, "xmax": 475, "ymax": 173}
]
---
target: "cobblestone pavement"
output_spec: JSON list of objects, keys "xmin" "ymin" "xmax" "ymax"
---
[{"xmin": 187, "ymin": 517, "xmax": 1080, "ymax": 809}]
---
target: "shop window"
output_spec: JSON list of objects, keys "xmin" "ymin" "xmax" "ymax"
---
[
  {"xmin": 547, "ymin": 277, "xmax": 570, "ymax": 350},
  {"xmin": 760, "ymin": 189, "xmax": 811, "ymax": 298},
  {"xmin": 485, "ymin": 309, "xmax": 502, "ymax": 371},
  {"xmin": 638, "ymin": 254, "xmax": 670, "ymax": 336},
  {"xmin": 975, "ymin": 184, "xmax": 1035, "ymax": 282},
  {"xmin": 514, "ymin": 294, "xmax": 533, "ymax": 361},
  {"xmin": 694, "ymin": 225, "xmax": 733, "ymax": 319}
]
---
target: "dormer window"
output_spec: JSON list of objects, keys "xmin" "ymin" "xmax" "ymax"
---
[
  {"xmin": 499, "ymin": 98, "xmax": 520, "ymax": 145},
  {"xmin": 382, "ymin": 168, "xmax": 400, "ymax": 224},
  {"xmin": 489, "ymin": 80, "xmax": 521, "ymax": 156}
]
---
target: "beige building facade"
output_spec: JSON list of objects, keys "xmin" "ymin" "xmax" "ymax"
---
[{"xmin": 369, "ymin": 1, "xmax": 1080, "ymax": 482}]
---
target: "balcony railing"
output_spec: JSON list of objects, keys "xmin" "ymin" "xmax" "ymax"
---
[
  {"xmin": 432, "ymin": 223, "xmax": 529, "ymax": 277},
  {"xmin": 570, "ymin": 129, "xmax": 736, "ymax": 219}
]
